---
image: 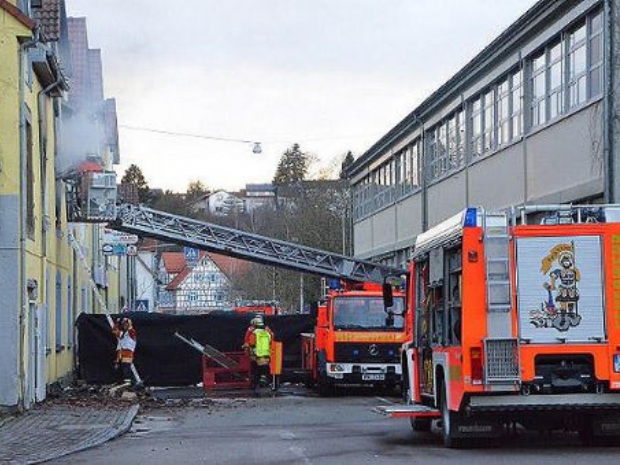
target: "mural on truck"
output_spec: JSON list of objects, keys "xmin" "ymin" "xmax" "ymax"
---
[
  {"xmin": 516, "ymin": 236, "xmax": 604, "ymax": 343},
  {"xmin": 530, "ymin": 242, "xmax": 582, "ymax": 331}
]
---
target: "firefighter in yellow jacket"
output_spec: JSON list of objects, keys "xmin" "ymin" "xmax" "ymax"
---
[{"xmin": 243, "ymin": 315, "xmax": 273, "ymax": 392}]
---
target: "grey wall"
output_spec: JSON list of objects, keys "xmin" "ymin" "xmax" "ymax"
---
[
  {"xmin": 526, "ymin": 102, "xmax": 604, "ymax": 203},
  {"xmin": 427, "ymin": 170, "xmax": 468, "ymax": 228},
  {"xmin": 610, "ymin": 0, "xmax": 620, "ymax": 202},
  {"xmin": 0, "ymin": 195, "xmax": 21, "ymax": 407}
]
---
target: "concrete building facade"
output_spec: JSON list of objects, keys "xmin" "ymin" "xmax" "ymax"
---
[{"xmin": 348, "ymin": 0, "xmax": 618, "ymax": 266}]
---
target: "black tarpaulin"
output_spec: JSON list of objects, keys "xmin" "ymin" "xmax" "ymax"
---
[{"xmin": 76, "ymin": 311, "xmax": 314, "ymax": 386}]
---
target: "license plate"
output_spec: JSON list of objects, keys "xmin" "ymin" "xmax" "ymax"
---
[{"xmin": 362, "ymin": 374, "xmax": 385, "ymax": 381}]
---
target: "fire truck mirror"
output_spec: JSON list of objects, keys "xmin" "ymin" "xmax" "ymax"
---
[
  {"xmin": 382, "ymin": 282, "xmax": 394, "ymax": 309},
  {"xmin": 385, "ymin": 311, "xmax": 395, "ymax": 328},
  {"xmin": 317, "ymin": 304, "xmax": 329, "ymax": 327}
]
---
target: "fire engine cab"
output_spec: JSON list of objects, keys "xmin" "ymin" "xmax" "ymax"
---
[
  {"xmin": 377, "ymin": 205, "xmax": 620, "ymax": 447},
  {"xmin": 302, "ymin": 280, "xmax": 409, "ymax": 395}
]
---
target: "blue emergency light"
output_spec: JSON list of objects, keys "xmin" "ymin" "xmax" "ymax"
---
[
  {"xmin": 329, "ymin": 279, "xmax": 342, "ymax": 290},
  {"xmin": 463, "ymin": 207, "xmax": 478, "ymax": 227}
]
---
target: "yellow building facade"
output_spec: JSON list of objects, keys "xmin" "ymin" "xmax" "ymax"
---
[{"xmin": 0, "ymin": 1, "xmax": 121, "ymax": 410}]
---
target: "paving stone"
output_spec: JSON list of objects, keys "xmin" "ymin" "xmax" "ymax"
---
[{"xmin": 0, "ymin": 403, "xmax": 139, "ymax": 464}]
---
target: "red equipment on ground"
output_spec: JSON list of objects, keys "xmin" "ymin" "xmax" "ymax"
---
[{"xmin": 202, "ymin": 352, "xmax": 252, "ymax": 391}]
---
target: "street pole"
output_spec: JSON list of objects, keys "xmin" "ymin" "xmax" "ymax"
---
[{"xmin": 299, "ymin": 274, "xmax": 304, "ymax": 313}]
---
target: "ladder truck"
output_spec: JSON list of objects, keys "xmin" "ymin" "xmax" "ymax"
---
[
  {"xmin": 111, "ymin": 204, "xmax": 410, "ymax": 393},
  {"xmin": 376, "ymin": 205, "xmax": 620, "ymax": 447}
]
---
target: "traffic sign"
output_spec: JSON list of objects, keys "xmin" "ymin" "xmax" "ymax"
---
[
  {"xmin": 184, "ymin": 247, "xmax": 200, "ymax": 266},
  {"xmin": 134, "ymin": 300, "xmax": 149, "ymax": 312},
  {"xmin": 103, "ymin": 228, "xmax": 139, "ymax": 245},
  {"xmin": 102, "ymin": 243, "xmax": 129, "ymax": 256}
]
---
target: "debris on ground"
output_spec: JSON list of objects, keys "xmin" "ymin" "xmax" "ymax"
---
[
  {"xmin": 43, "ymin": 382, "xmax": 152, "ymax": 409},
  {"xmin": 39, "ymin": 380, "xmax": 263, "ymax": 414}
]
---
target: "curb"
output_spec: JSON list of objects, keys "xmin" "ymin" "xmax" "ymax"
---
[{"xmin": 29, "ymin": 404, "xmax": 140, "ymax": 464}]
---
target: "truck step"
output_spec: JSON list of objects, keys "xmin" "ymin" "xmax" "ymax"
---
[{"xmin": 373, "ymin": 404, "xmax": 441, "ymax": 418}]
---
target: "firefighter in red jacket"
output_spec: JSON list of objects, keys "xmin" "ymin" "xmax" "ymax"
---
[
  {"xmin": 242, "ymin": 315, "xmax": 273, "ymax": 392},
  {"xmin": 114, "ymin": 317, "xmax": 137, "ymax": 384}
]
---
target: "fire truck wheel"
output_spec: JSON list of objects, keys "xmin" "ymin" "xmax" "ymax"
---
[
  {"xmin": 406, "ymin": 387, "xmax": 431, "ymax": 432},
  {"xmin": 411, "ymin": 417, "xmax": 432, "ymax": 432},
  {"xmin": 440, "ymin": 381, "xmax": 463, "ymax": 448},
  {"xmin": 316, "ymin": 373, "xmax": 333, "ymax": 397}
]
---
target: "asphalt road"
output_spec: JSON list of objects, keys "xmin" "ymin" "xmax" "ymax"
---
[{"xmin": 50, "ymin": 392, "xmax": 620, "ymax": 465}]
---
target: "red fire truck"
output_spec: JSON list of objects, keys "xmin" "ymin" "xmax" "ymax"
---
[
  {"xmin": 377, "ymin": 205, "xmax": 620, "ymax": 447},
  {"xmin": 233, "ymin": 301, "xmax": 281, "ymax": 316},
  {"xmin": 302, "ymin": 280, "xmax": 409, "ymax": 395}
]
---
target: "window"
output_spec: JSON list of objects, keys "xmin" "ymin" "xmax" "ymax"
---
[
  {"xmin": 55, "ymin": 272, "xmax": 63, "ymax": 350},
  {"xmin": 548, "ymin": 41, "xmax": 564, "ymax": 119},
  {"xmin": 26, "ymin": 117, "xmax": 34, "ymax": 239},
  {"xmin": 527, "ymin": 10, "xmax": 602, "ymax": 128},
  {"xmin": 426, "ymin": 128, "xmax": 439, "ymax": 181},
  {"xmin": 511, "ymin": 69, "xmax": 523, "ymax": 138},
  {"xmin": 497, "ymin": 79, "xmax": 510, "ymax": 146},
  {"xmin": 471, "ymin": 97, "xmax": 483, "ymax": 159},
  {"xmin": 447, "ymin": 110, "xmax": 465, "ymax": 169},
  {"xmin": 395, "ymin": 150, "xmax": 403, "ymax": 196},
  {"xmin": 483, "ymin": 89, "xmax": 495, "ymax": 153},
  {"xmin": 410, "ymin": 141, "xmax": 420, "ymax": 189},
  {"xmin": 427, "ymin": 108, "xmax": 465, "ymax": 182},
  {"xmin": 437, "ymin": 121, "xmax": 448, "ymax": 174},
  {"xmin": 67, "ymin": 280, "xmax": 73, "ymax": 347},
  {"xmin": 456, "ymin": 110, "xmax": 466, "ymax": 165},
  {"xmin": 589, "ymin": 10, "xmax": 603, "ymax": 97},
  {"xmin": 531, "ymin": 51, "xmax": 547, "ymax": 126},
  {"xmin": 568, "ymin": 22, "xmax": 587, "ymax": 108}
]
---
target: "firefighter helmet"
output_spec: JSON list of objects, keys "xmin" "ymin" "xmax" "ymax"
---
[{"xmin": 251, "ymin": 315, "xmax": 264, "ymax": 327}]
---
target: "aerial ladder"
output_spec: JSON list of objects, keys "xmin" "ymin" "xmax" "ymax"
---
[{"xmin": 111, "ymin": 204, "xmax": 406, "ymax": 284}]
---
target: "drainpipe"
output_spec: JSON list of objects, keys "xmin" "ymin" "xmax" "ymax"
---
[
  {"xmin": 38, "ymin": 72, "xmax": 63, "ymax": 238},
  {"xmin": 603, "ymin": 0, "xmax": 613, "ymax": 202},
  {"xmin": 18, "ymin": 27, "xmax": 40, "ymax": 410}
]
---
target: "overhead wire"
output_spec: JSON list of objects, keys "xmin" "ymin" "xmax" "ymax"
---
[{"xmin": 119, "ymin": 124, "xmax": 366, "ymax": 145}]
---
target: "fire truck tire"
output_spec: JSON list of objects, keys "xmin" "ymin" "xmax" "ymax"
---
[
  {"xmin": 316, "ymin": 374, "xmax": 333, "ymax": 397},
  {"xmin": 411, "ymin": 417, "xmax": 432, "ymax": 432},
  {"xmin": 440, "ymin": 381, "xmax": 463, "ymax": 448},
  {"xmin": 578, "ymin": 426, "xmax": 594, "ymax": 446},
  {"xmin": 405, "ymin": 386, "xmax": 431, "ymax": 432}
]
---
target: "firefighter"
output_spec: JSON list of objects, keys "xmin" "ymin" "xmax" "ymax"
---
[
  {"xmin": 115, "ymin": 317, "xmax": 138, "ymax": 385},
  {"xmin": 243, "ymin": 315, "xmax": 274, "ymax": 393}
]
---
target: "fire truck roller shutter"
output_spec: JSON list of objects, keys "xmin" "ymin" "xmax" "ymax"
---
[{"xmin": 516, "ymin": 236, "xmax": 605, "ymax": 343}]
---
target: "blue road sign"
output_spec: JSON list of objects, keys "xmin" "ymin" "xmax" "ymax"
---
[
  {"xmin": 184, "ymin": 247, "xmax": 200, "ymax": 266},
  {"xmin": 133, "ymin": 300, "xmax": 149, "ymax": 312}
]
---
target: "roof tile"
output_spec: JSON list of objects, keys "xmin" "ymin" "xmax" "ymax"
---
[
  {"xmin": 161, "ymin": 252, "xmax": 185, "ymax": 274},
  {"xmin": 33, "ymin": 0, "xmax": 61, "ymax": 41}
]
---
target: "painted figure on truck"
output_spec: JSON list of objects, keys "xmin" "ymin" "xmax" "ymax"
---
[{"xmin": 534, "ymin": 242, "xmax": 582, "ymax": 331}]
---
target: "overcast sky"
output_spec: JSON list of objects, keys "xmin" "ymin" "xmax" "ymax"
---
[{"xmin": 66, "ymin": 0, "xmax": 537, "ymax": 192}]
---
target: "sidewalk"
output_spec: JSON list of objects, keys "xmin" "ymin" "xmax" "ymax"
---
[{"xmin": 0, "ymin": 402, "xmax": 139, "ymax": 464}]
